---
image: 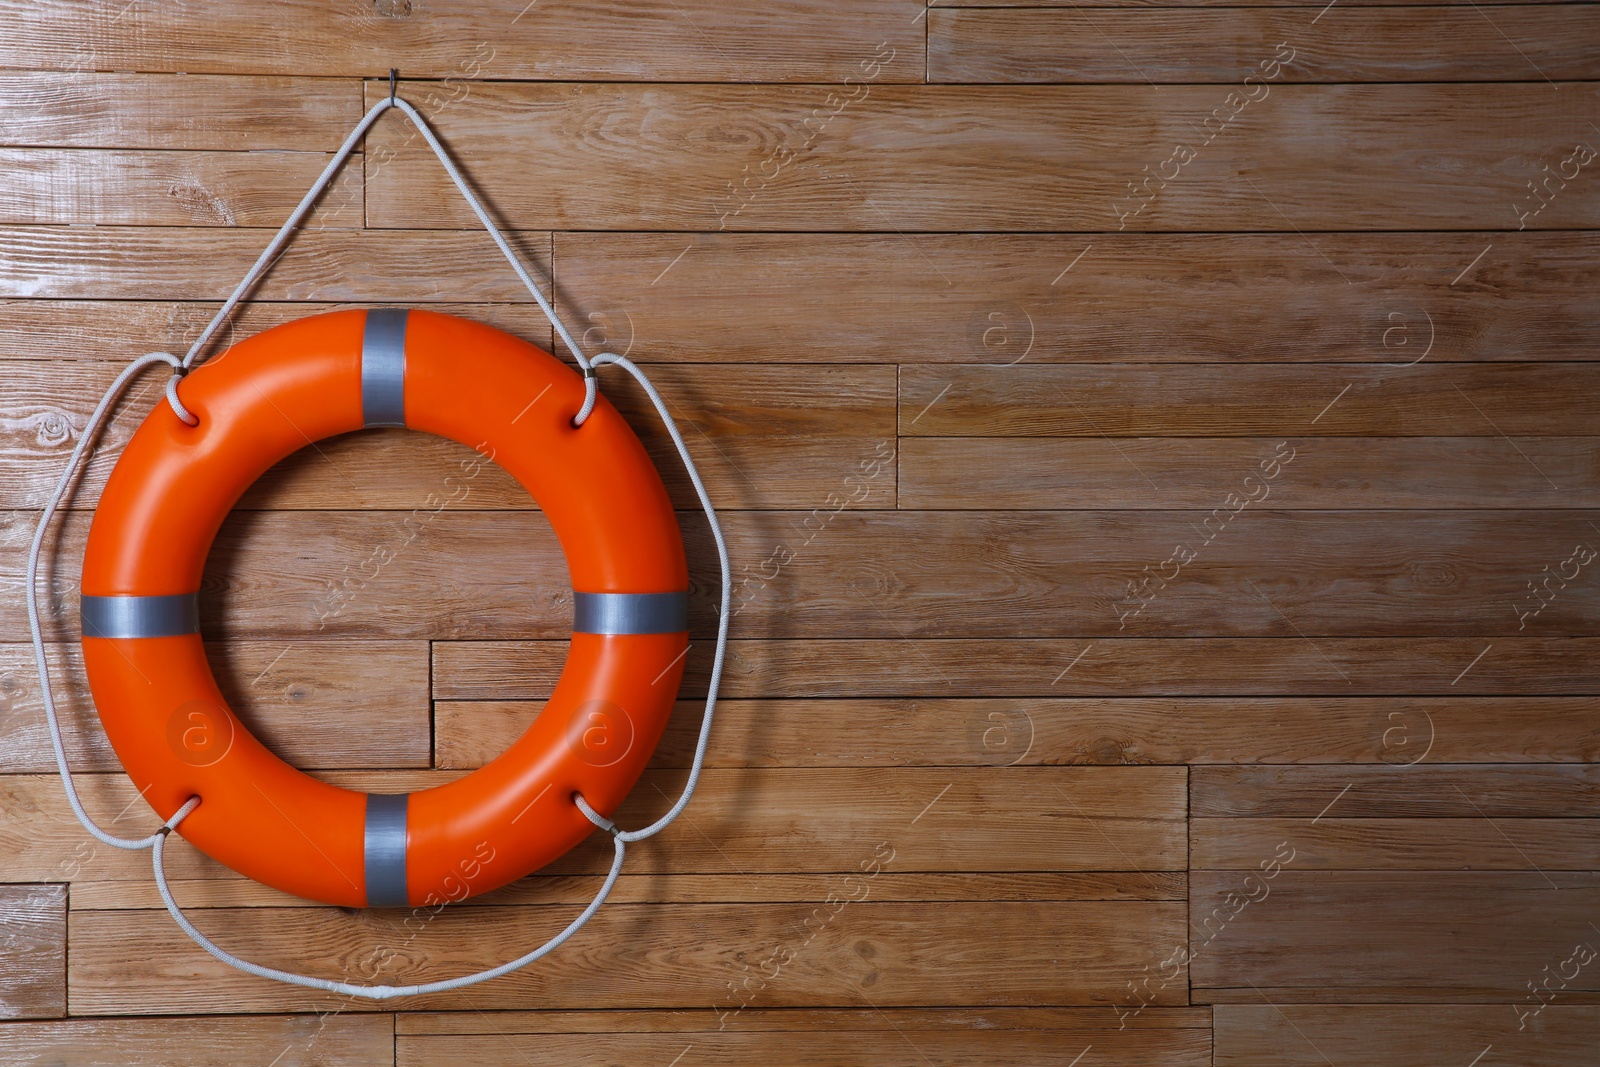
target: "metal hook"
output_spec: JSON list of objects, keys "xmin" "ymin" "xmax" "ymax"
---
[{"xmin": 388, "ymin": 68, "xmax": 398, "ymax": 104}]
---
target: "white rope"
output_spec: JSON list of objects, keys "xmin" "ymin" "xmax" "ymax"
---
[
  {"xmin": 27, "ymin": 84, "xmax": 731, "ymax": 998},
  {"xmin": 152, "ymin": 821, "xmax": 629, "ymax": 999},
  {"xmin": 26, "ymin": 351, "xmax": 190, "ymax": 850},
  {"xmin": 164, "ymin": 93, "xmax": 603, "ymax": 426},
  {"xmin": 572, "ymin": 353, "xmax": 730, "ymax": 843}
]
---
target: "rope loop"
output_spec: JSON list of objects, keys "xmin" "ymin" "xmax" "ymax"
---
[
  {"xmin": 572, "ymin": 353, "xmax": 622, "ymax": 427},
  {"xmin": 164, "ymin": 369, "xmax": 199, "ymax": 426}
]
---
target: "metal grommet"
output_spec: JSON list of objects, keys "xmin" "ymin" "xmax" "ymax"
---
[
  {"xmin": 581, "ymin": 365, "xmax": 595, "ymax": 380},
  {"xmin": 157, "ymin": 824, "xmax": 174, "ymax": 837}
]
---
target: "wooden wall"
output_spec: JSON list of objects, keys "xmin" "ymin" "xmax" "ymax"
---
[{"xmin": 1, "ymin": 1, "xmax": 1597, "ymax": 1064}]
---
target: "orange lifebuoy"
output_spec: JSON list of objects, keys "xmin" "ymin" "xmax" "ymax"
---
[{"xmin": 80, "ymin": 309, "xmax": 689, "ymax": 909}]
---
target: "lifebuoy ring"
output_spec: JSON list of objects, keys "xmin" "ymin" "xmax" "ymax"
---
[{"xmin": 79, "ymin": 309, "xmax": 689, "ymax": 909}]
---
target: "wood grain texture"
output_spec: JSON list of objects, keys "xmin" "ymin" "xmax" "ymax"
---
[
  {"xmin": 900, "ymin": 437, "xmax": 1600, "ymax": 510},
  {"xmin": 0, "ymin": 642, "xmax": 430, "ymax": 773},
  {"xmin": 396, "ymin": 1007, "xmax": 1211, "ymax": 1064},
  {"xmin": 1190, "ymin": 871, "xmax": 1600, "ymax": 1001},
  {"xmin": 1, "ymin": 0, "xmax": 1595, "ymax": 1049},
  {"xmin": 10, "ymin": 231, "xmax": 1593, "ymax": 363},
  {"xmin": 549, "ymin": 231, "xmax": 1600, "ymax": 363},
  {"xmin": 396, "ymin": 1005, "xmax": 1211, "ymax": 1033},
  {"xmin": 0, "ymin": 767, "xmax": 1182, "ymax": 884},
  {"xmin": 0, "ymin": 1013, "xmax": 394, "ymax": 1065},
  {"xmin": 398, "ymin": 1022, "xmax": 1204, "ymax": 1067},
  {"xmin": 1192, "ymin": 765, "xmax": 1600, "ymax": 817},
  {"xmin": 0, "ymin": 148, "xmax": 363, "ymax": 226},
  {"xmin": 434, "ymin": 637, "xmax": 1600, "ymax": 699},
  {"xmin": 75, "ymin": 871, "xmax": 1187, "ymax": 911},
  {"xmin": 0, "ymin": 73, "xmax": 359, "ymax": 150},
  {"xmin": 1214, "ymin": 1004, "xmax": 1600, "ymax": 1066},
  {"xmin": 393, "ymin": 1011, "xmax": 1203, "ymax": 1036},
  {"xmin": 0, "ymin": 227, "xmax": 552, "ymax": 300},
  {"xmin": 900, "ymin": 364, "xmax": 1600, "ymax": 437},
  {"xmin": 548, "ymin": 765, "xmax": 1187, "ymax": 876},
  {"xmin": 0, "ymin": 300, "xmax": 555, "ymax": 362},
  {"xmin": 1194, "ymin": 817, "xmax": 1600, "ymax": 870},
  {"xmin": 13, "ymin": 508, "xmax": 1595, "ymax": 641},
  {"xmin": 0, "ymin": 1, "xmax": 927, "ymax": 82},
  {"xmin": 931, "ymin": 0, "xmax": 1571, "ymax": 5},
  {"xmin": 929, "ymin": 6, "xmax": 1600, "ymax": 83},
  {"xmin": 0, "ymin": 886, "xmax": 64, "ymax": 1020},
  {"xmin": 2, "ymin": 360, "xmax": 896, "ymax": 511},
  {"xmin": 437, "ymin": 696, "xmax": 1600, "ymax": 768},
  {"xmin": 366, "ymin": 82, "xmax": 1600, "ymax": 231},
  {"xmin": 68, "ymin": 900, "xmax": 1186, "ymax": 1014}
]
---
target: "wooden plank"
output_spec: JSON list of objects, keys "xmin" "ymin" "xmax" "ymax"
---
[
  {"xmin": 0, "ymin": 73, "xmax": 359, "ymax": 150},
  {"xmin": 366, "ymin": 83, "xmax": 1600, "ymax": 231},
  {"xmin": 0, "ymin": 767, "xmax": 1185, "ymax": 883},
  {"xmin": 931, "ymin": 0, "xmax": 1568, "ymax": 6},
  {"xmin": 0, "ymin": 228, "xmax": 552, "ymax": 300},
  {"xmin": 1190, "ymin": 871, "xmax": 1600, "ymax": 1001},
  {"xmin": 74, "ymin": 871, "xmax": 1187, "ymax": 911},
  {"xmin": 436, "ymin": 696, "xmax": 1600, "ymax": 768},
  {"xmin": 68, "ymin": 899, "xmax": 1186, "ymax": 1013},
  {"xmin": 1214, "ymin": 1004, "xmax": 1600, "ymax": 1067},
  {"xmin": 929, "ymin": 7, "xmax": 1600, "ymax": 83},
  {"xmin": 3, "ymin": 360, "xmax": 896, "ymax": 512},
  {"xmin": 0, "ymin": 1014, "xmax": 393, "ymax": 1065},
  {"xmin": 0, "ymin": 641, "xmax": 431, "ymax": 773},
  {"xmin": 398, "ymin": 1006, "xmax": 1211, "ymax": 1034},
  {"xmin": 1194, "ymin": 817, "xmax": 1600, "ymax": 870},
  {"xmin": 550, "ymin": 231, "xmax": 1600, "ymax": 364},
  {"xmin": 0, "ymin": 3, "xmax": 925, "ymax": 82},
  {"xmin": 567, "ymin": 766, "xmax": 1186, "ymax": 876},
  {"xmin": 418, "ymin": 508, "xmax": 1600, "ymax": 638},
  {"xmin": 9, "ymin": 230, "xmax": 1592, "ymax": 363},
  {"xmin": 0, "ymin": 885, "xmax": 65, "ymax": 1020},
  {"xmin": 900, "ymin": 437, "xmax": 1600, "ymax": 510},
  {"xmin": 0, "ymin": 301, "xmax": 555, "ymax": 362},
  {"xmin": 547, "ymin": 231, "xmax": 1587, "ymax": 364},
  {"xmin": 1192, "ymin": 765, "xmax": 1600, "ymax": 817},
  {"xmin": 397, "ymin": 1024, "xmax": 1204, "ymax": 1067},
  {"xmin": 0, "ymin": 148, "xmax": 363, "ymax": 226},
  {"xmin": 434, "ymin": 637, "xmax": 1600, "ymax": 699},
  {"xmin": 14, "ymin": 509, "xmax": 1598, "ymax": 641},
  {"xmin": 900, "ymin": 365, "xmax": 1600, "ymax": 437}
]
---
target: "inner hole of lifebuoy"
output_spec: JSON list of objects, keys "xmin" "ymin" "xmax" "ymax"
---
[{"xmin": 199, "ymin": 428, "xmax": 571, "ymax": 786}]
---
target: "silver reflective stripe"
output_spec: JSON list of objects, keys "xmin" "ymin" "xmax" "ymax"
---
[
  {"xmin": 81, "ymin": 593, "xmax": 199, "ymax": 639},
  {"xmin": 573, "ymin": 591, "xmax": 688, "ymax": 635},
  {"xmin": 361, "ymin": 308, "xmax": 408, "ymax": 428},
  {"xmin": 363, "ymin": 793, "xmax": 409, "ymax": 907}
]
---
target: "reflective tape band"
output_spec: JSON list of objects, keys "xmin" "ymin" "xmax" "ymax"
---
[
  {"xmin": 361, "ymin": 308, "xmax": 409, "ymax": 428},
  {"xmin": 573, "ymin": 591, "xmax": 688, "ymax": 635},
  {"xmin": 81, "ymin": 593, "xmax": 199, "ymax": 639},
  {"xmin": 363, "ymin": 792, "xmax": 409, "ymax": 907}
]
